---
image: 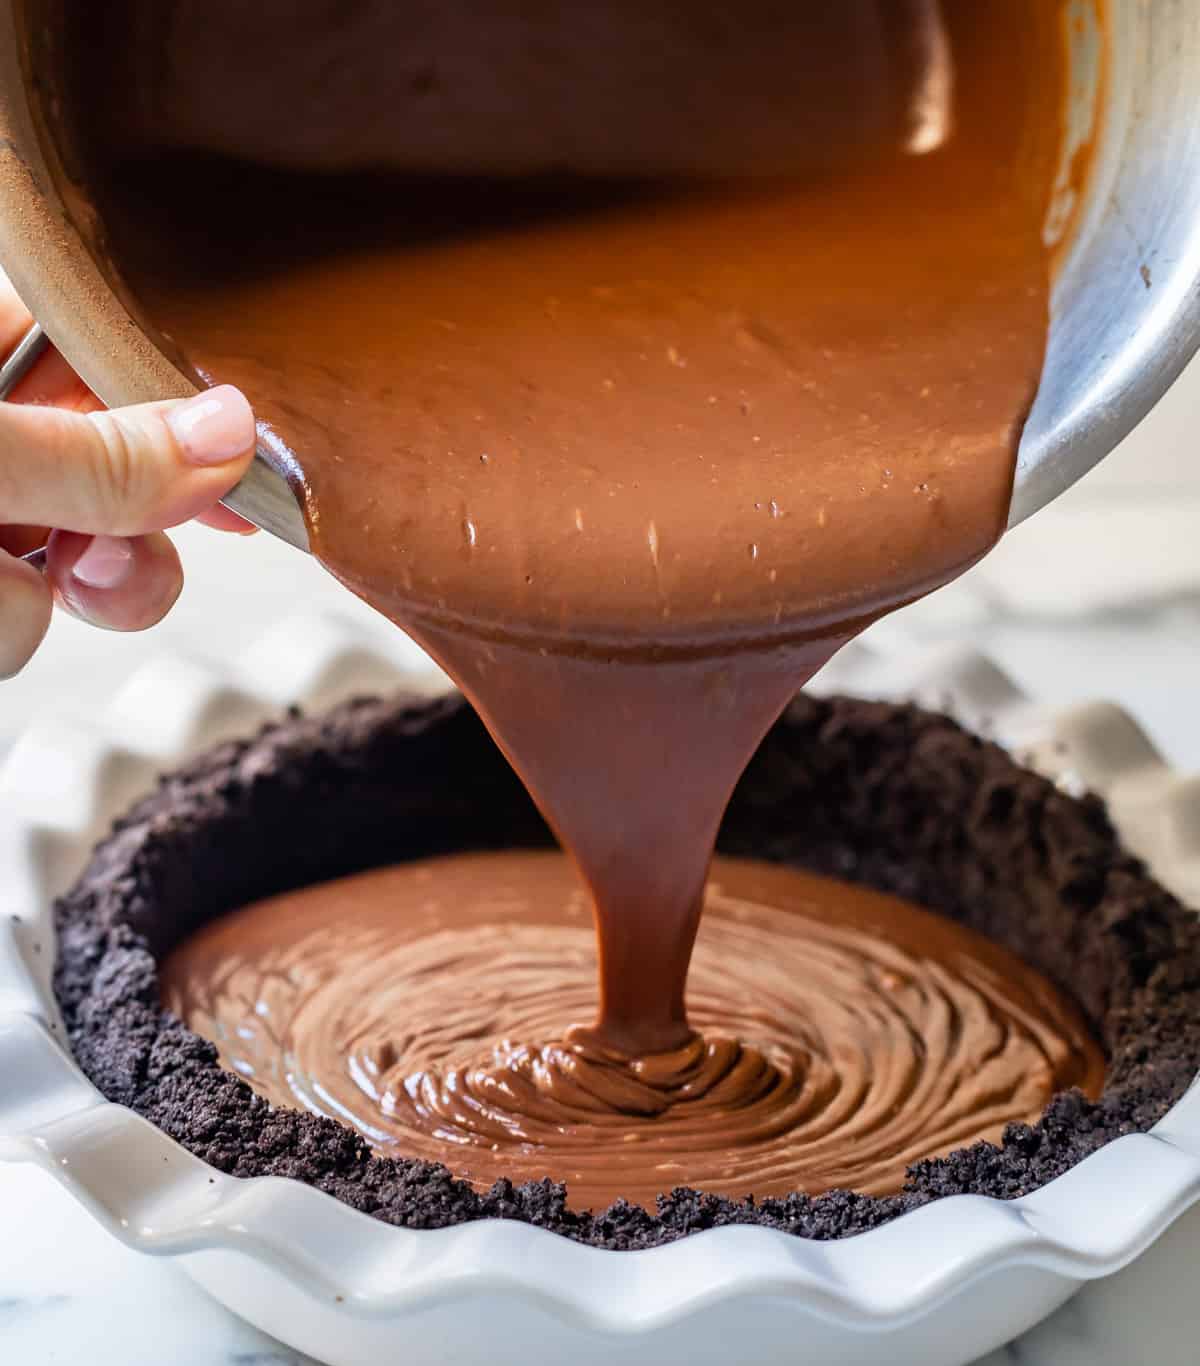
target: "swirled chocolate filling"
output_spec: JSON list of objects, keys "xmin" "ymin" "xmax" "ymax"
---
[
  {"xmin": 160, "ymin": 852, "xmax": 1103, "ymax": 1211},
  {"xmin": 54, "ymin": 694, "xmax": 1200, "ymax": 1248}
]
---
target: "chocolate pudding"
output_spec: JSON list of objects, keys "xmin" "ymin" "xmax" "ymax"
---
[
  {"xmin": 161, "ymin": 851, "xmax": 1103, "ymax": 1210},
  {"xmin": 49, "ymin": 2, "xmax": 1106, "ymax": 1209}
]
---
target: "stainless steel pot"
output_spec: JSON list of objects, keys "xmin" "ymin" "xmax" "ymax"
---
[
  {"xmin": 1012, "ymin": 0, "xmax": 1200, "ymax": 525},
  {"xmin": 0, "ymin": 0, "xmax": 1194, "ymax": 550}
]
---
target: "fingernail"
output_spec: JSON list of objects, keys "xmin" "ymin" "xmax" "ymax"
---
[
  {"xmin": 165, "ymin": 384, "xmax": 255, "ymax": 466},
  {"xmin": 72, "ymin": 535, "xmax": 135, "ymax": 590}
]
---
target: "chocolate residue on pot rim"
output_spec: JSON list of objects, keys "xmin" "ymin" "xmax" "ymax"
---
[{"xmin": 54, "ymin": 695, "xmax": 1200, "ymax": 1248}]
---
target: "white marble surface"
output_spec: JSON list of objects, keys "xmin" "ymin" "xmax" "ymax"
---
[
  {"xmin": 2, "ymin": 361, "xmax": 1200, "ymax": 1363},
  {"xmin": 1, "ymin": 1167, "xmax": 1197, "ymax": 1366}
]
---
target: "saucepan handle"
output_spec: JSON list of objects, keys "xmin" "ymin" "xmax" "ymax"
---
[{"xmin": 1, "ymin": 321, "xmax": 310, "ymax": 564}]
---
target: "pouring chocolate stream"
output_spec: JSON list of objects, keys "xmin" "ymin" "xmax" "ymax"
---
[{"xmin": 71, "ymin": 0, "xmax": 1096, "ymax": 1201}]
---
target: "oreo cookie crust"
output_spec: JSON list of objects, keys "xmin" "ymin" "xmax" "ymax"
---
[{"xmin": 52, "ymin": 693, "xmax": 1200, "ymax": 1249}]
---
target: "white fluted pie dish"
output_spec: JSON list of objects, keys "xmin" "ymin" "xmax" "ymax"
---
[{"xmin": 2, "ymin": 617, "xmax": 1199, "ymax": 1366}]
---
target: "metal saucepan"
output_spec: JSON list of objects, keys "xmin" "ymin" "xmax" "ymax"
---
[{"xmin": 0, "ymin": 1, "xmax": 1195, "ymax": 554}]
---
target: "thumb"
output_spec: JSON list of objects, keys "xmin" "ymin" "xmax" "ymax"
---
[{"xmin": 0, "ymin": 384, "xmax": 256, "ymax": 536}]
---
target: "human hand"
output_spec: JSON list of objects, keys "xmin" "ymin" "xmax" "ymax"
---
[{"xmin": 0, "ymin": 271, "xmax": 257, "ymax": 677}]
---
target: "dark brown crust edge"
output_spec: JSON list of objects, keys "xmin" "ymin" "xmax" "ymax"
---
[{"xmin": 51, "ymin": 692, "xmax": 1200, "ymax": 1249}]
